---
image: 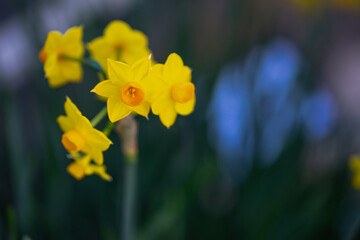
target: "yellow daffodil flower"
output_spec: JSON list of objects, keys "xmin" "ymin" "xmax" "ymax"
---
[
  {"xmin": 40, "ymin": 26, "xmax": 84, "ymax": 88},
  {"xmin": 149, "ymin": 53, "xmax": 195, "ymax": 128},
  {"xmin": 87, "ymin": 20, "xmax": 151, "ymax": 72},
  {"xmin": 91, "ymin": 56, "xmax": 158, "ymax": 122},
  {"xmin": 350, "ymin": 155, "xmax": 360, "ymax": 189},
  {"xmin": 57, "ymin": 97, "xmax": 112, "ymax": 164},
  {"xmin": 66, "ymin": 153, "xmax": 112, "ymax": 181}
]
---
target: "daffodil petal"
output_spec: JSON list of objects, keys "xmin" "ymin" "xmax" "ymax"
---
[
  {"xmin": 151, "ymin": 90, "xmax": 173, "ymax": 115},
  {"xmin": 133, "ymin": 101, "xmax": 150, "ymax": 117},
  {"xmin": 85, "ymin": 129, "xmax": 112, "ymax": 151},
  {"xmin": 87, "ymin": 38, "xmax": 114, "ymax": 71},
  {"xmin": 107, "ymin": 59, "xmax": 133, "ymax": 85},
  {"xmin": 107, "ymin": 95, "xmax": 132, "ymax": 122},
  {"xmin": 57, "ymin": 115, "xmax": 73, "ymax": 132},
  {"xmin": 76, "ymin": 116, "xmax": 97, "ymax": 136},
  {"xmin": 86, "ymin": 164, "xmax": 112, "ymax": 181},
  {"xmin": 132, "ymin": 57, "xmax": 150, "ymax": 82},
  {"xmin": 122, "ymin": 48, "xmax": 151, "ymax": 65},
  {"xmin": 63, "ymin": 26, "xmax": 84, "ymax": 57},
  {"xmin": 60, "ymin": 60, "xmax": 82, "ymax": 81},
  {"xmin": 47, "ymin": 75, "xmax": 67, "ymax": 88},
  {"xmin": 129, "ymin": 30, "xmax": 148, "ymax": 47},
  {"xmin": 175, "ymin": 97, "xmax": 195, "ymax": 116},
  {"xmin": 76, "ymin": 155, "xmax": 92, "ymax": 165},
  {"xmin": 159, "ymin": 108, "xmax": 177, "ymax": 128},
  {"xmin": 91, "ymin": 80, "xmax": 119, "ymax": 98},
  {"xmin": 163, "ymin": 53, "xmax": 184, "ymax": 82},
  {"xmin": 64, "ymin": 97, "xmax": 82, "ymax": 121},
  {"xmin": 142, "ymin": 74, "xmax": 167, "ymax": 103},
  {"xmin": 44, "ymin": 53, "xmax": 60, "ymax": 78},
  {"xmin": 150, "ymin": 64, "xmax": 164, "ymax": 75},
  {"xmin": 88, "ymin": 150, "xmax": 104, "ymax": 165},
  {"xmin": 104, "ymin": 20, "xmax": 131, "ymax": 40},
  {"xmin": 97, "ymin": 169, "xmax": 112, "ymax": 181},
  {"xmin": 44, "ymin": 31, "xmax": 63, "ymax": 54},
  {"xmin": 180, "ymin": 66, "xmax": 192, "ymax": 83}
]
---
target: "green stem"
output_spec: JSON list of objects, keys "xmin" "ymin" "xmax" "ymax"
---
[
  {"xmin": 122, "ymin": 155, "xmax": 137, "ymax": 240},
  {"xmin": 60, "ymin": 55, "xmax": 107, "ymax": 80},
  {"xmin": 103, "ymin": 122, "xmax": 115, "ymax": 136},
  {"xmin": 90, "ymin": 106, "xmax": 107, "ymax": 127}
]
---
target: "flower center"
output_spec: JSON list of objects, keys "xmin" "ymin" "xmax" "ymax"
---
[
  {"xmin": 171, "ymin": 82, "xmax": 195, "ymax": 103},
  {"xmin": 120, "ymin": 82, "xmax": 145, "ymax": 107},
  {"xmin": 66, "ymin": 162, "xmax": 86, "ymax": 180},
  {"xmin": 38, "ymin": 48, "xmax": 48, "ymax": 64},
  {"xmin": 61, "ymin": 130, "xmax": 86, "ymax": 152}
]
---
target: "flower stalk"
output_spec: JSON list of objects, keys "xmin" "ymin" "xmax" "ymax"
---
[
  {"xmin": 121, "ymin": 156, "xmax": 137, "ymax": 240},
  {"xmin": 90, "ymin": 106, "xmax": 107, "ymax": 127},
  {"xmin": 103, "ymin": 122, "xmax": 115, "ymax": 136},
  {"xmin": 115, "ymin": 115, "xmax": 138, "ymax": 240}
]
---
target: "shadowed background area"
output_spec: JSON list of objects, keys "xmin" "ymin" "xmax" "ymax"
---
[{"xmin": 1, "ymin": 0, "xmax": 360, "ymax": 239}]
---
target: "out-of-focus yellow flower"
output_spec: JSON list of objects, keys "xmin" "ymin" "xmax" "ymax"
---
[
  {"xmin": 292, "ymin": 0, "xmax": 323, "ymax": 12},
  {"xmin": 87, "ymin": 20, "xmax": 151, "ymax": 72},
  {"xmin": 332, "ymin": 0, "xmax": 360, "ymax": 10},
  {"xmin": 40, "ymin": 26, "xmax": 84, "ymax": 88},
  {"xmin": 293, "ymin": 0, "xmax": 360, "ymax": 12},
  {"xmin": 149, "ymin": 53, "xmax": 195, "ymax": 128},
  {"xmin": 66, "ymin": 153, "xmax": 112, "ymax": 181},
  {"xmin": 57, "ymin": 97, "xmax": 112, "ymax": 164},
  {"xmin": 350, "ymin": 155, "xmax": 360, "ymax": 189},
  {"xmin": 91, "ymin": 56, "xmax": 157, "ymax": 122}
]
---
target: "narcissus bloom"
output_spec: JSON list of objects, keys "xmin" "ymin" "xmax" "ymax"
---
[
  {"xmin": 87, "ymin": 20, "xmax": 151, "ymax": 72},
  {"xmin": 91, "ymin": 56, "xmax": 158, "ymax": 122},
  {"xmin": 67, "ymin": 153, "xmax": 112, "ymax": 181},
  {"xmin": 40, "ymin": 26, "xmax": 84, "ymax": 88},
  {"xmin": 57, "ymin": 97, "xmax": 112, "ymax": 164},
  {"xmin": 350, "ymin": 155, "xmax": 360, "ymax": 189},
  {"xmin": 149, "ymin": 53, "xmax": 195, "ymax": 127}
]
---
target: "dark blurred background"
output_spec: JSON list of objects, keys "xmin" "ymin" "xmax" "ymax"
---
[{"xmin": 1, "ymin": 0, "xmax": 360, "ymax": 239}]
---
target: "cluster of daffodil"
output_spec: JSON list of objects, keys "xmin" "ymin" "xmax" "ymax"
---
[{"xmin": 40, "ymin": 20, "xmax": 195, "ymax": 181}]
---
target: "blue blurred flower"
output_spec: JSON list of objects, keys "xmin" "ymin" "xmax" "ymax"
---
[
  {"xmin": 207, "ymin": 61, "xmax": 255, "ymax": 181},
  {"xmin": 207, "ymin": 38, "xmax": 337, "ymax": 180},
  {"xmin": 300, "ymin": 88, "xmax": 337, "ymax": 142},
  {"xmin": 254, "ymin": 39, "xmax": 300, "ymax": 166}
]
